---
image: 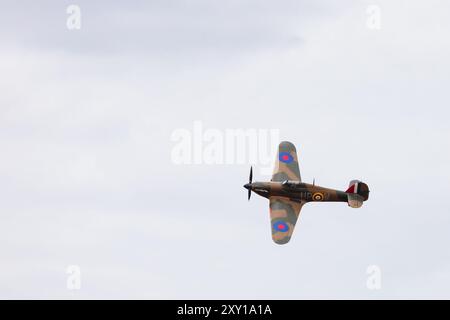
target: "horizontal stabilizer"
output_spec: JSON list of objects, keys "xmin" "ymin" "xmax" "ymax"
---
[{"xmin": 347, "ymin": 193, "xmax": 364, "ymax": 208}]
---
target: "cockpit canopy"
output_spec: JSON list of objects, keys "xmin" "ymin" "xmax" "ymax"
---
[{"xmin": 281, "ymin": 180, "xmax": 300, "ymax": 187}]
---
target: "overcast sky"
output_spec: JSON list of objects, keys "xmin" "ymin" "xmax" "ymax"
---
[{"xmin": 1, "ymin": 0, "xmax": 450, "ymax": 299}]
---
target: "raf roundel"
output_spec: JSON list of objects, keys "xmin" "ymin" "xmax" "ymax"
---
[
  {"xmin": 312, "ymin": 192, "xmax": 324, "ymax": 201},
  {"xmin": 273, "ymin": 221, "xmax": 289, "ymax": 233},
  {"xmin": 279, "ymin": 152, "xmax": 294, "ymax": 164}
]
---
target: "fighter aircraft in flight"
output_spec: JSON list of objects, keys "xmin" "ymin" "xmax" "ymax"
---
[{"xmin": 244, "ymin": 141, "xmax": 369, "ymax": 245}]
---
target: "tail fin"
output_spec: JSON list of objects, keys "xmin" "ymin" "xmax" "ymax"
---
[
  {"xmin": 346, "ymin": 180, "xmax": 370, "ymax": 208},
  {"xmin": 345, "ymin": 180, "xmax": 360, "ymax": 194},
  {"xmin": 346, "ymin": 180, "xmax": 370, "ymax": 200}
]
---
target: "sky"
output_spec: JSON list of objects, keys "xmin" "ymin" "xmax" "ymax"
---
[{"xmin": 1, "ymin": 0, "xmax": 450, "ymax": 299}]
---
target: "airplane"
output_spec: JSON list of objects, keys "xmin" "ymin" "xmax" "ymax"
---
[{"xmin": 244, "ymin": 141, "xmax": 369, "ymax": 245}]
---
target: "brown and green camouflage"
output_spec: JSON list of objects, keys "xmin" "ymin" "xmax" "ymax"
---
[{"xmin": 244, "ymin": 141, "xmax": 369, "ymax": 245}]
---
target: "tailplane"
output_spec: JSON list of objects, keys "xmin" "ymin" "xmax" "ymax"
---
[{"xmin": 346, "ymin": 180, "xmax": 370, "ymax": 208}]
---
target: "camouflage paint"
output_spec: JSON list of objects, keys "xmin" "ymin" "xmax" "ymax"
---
[{"xmin": 245, "ymin": 141, "xmax": 369, "ymax": 245}]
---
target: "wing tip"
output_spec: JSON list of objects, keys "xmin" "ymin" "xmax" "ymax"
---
[
  {"xmin": 279, "ymin": 141, "xmax": 296, "ymax": 149},
  {"xmin": 273, "ymin": 237, "xmax": 291, "ymax": 245}
]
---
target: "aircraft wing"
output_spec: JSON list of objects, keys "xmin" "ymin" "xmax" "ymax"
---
[
  {"xmin": 269, "ymin": 196, "xmax": 304, "ymax": 245},
  {"xmin": 271, "ymin": 141, "xmax": 301, "ymax": 182}
]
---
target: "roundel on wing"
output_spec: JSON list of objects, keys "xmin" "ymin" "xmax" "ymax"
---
[
  {"xmin": 273, "ymin": 221, "xmax": 289, "ymax": 233},
  {"xmin": 279, "ymin": 152, "xmax": 294, "ymax": 164}
]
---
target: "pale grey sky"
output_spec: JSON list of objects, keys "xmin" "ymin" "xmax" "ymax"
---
[{"xmin": 1, "ymin": 0, "xmax": 450, "ymax": 299}]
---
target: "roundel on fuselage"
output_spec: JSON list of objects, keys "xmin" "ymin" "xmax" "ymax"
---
[{"xmin": 312, "ymin": 192, "xmax": 324, "ymax": 201}]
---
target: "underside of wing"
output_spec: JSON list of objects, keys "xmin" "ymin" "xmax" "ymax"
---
[
  {"xmin": 271, "ymin": 141, "xmax": 301, "ymax": 182},
  {"xmin": 269, "ymin": 196, "xmax": 304, "ymax": 245}
]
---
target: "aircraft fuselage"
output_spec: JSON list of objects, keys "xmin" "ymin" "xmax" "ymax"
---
[{"xmin": 244, "ymin": 181, "xmax": 348, "ymax": 203}]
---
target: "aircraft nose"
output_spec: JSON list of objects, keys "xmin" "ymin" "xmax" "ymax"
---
[{"xmin": 243, "ymin": 183, "xmax": 251, "ymax": 190}]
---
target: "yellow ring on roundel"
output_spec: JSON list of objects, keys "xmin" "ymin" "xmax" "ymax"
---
[{"xmin": 312, "ymin": 192, "xmax": 324, "ymax": 201}]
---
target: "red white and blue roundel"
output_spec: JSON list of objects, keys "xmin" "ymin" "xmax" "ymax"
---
[
  {"xmin": 279, "ymin": 152, "xmax": 294, "ymax": 164},
  {"xmin": 273, "ymin": 220, "xmax": 289, "ymax": 233}
]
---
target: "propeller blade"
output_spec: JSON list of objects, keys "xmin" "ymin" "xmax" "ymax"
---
[{"xmin": 246, "ymin": 166, "xmax": 253, "ymax": 201}]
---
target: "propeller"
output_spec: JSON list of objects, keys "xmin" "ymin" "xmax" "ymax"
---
[
  {"xmin": 248, "ymin": 166, "xmax": 253, "ymax": 200},
  {"xmin": 244, "ymin": 166, "xmax": 253, "ymax": 200}
]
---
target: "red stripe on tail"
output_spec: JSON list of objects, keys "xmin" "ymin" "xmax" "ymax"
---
[{"xmin": 346, "ymin": 183, "xmax": 358, "ymax": 193}]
